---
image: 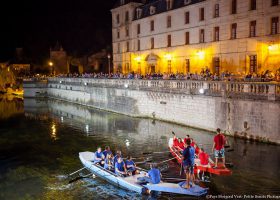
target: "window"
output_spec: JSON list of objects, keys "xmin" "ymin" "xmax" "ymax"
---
[
  {"xmin": 214, "ymin": 4, "xmax": 219, "ymax": 18},
  {"xmin": 231, "ymin": 23, "xmax": 237, "ymax": 39},
  {"xmin": 150, "ymin": 20, "xmax": 154, "ymax": 31},
  {"xmin": 184, "ymin": 0, "xmax": 191, "ymax": 5},
  {"xmin": 151, "ymin": 38, "xmax": 154, "ymax": 49},
  {"xmin": 166, "ymin": 0, "xmax": 173, "ymax": 10},
  {"xmin": 199, "ymin": 8, "xmax": 204, "ymax": 21},
  {"xmin": 167, "ymin": 16, "xmax": 171, "ymax": 28},
  {"xmin": 185, "ymin": 12, "xmax": 190, "ymax": 24},
  {"xmin": 136, "ymin": 8, "xmax": 142, "ymax": 19},
  {"xmin": 116, "ymin": 14, "xmax": 120, "ymax": 24},
  {"xmin": 167, "ymin": 35, "xmax": 171, "ymax": 47},
  {"xmin": 214, "ymin": 27, "xmax": 219, "ymax": 41},
  {"xmin": 213, "ymin": 57, "xmax": 220, "ymax": 75},
  {"xmin": 117, "ymin": 43, "xmax": 120, "ymax": 53},
  {"xmin": 185, "ymin": 32, "xmax": 190, "ymax": 45},
  {"xmin": 137, "ymin": 24, "xmax": 140, "ymax": 34},
  {"xmin": 200, "ymin": 29, "xmax": 205, "ymax": 43},
  {"xmin": 120, "ymin": 0, "xmax": 125, "ymax": 5},
  {"xmin": 126, "ymin": 42, "xmax": 129, "ymax": 52},
  {"xmin": 137, "ymin": 40, "xmax": 141, "ymax": 51},
  {"xmin": 125, "ymin": 11, "xmax": 129, "ymax": 22},
  {"xmin": 117, "ymin": 30, "xmax": 120, "ymax": 38},
  {"xmin": 250, "ymin": 21, "xmax": 256, "ymax": 37},
  {"xmin": 250, "ymin": 0, "xmax": 256, "ymax": 10},
  {"xmin": 126, "ymin": 27, "xmax": 129, "ymax": 36},
  {"xmin": 186, "ymin": 59, "xmax": 190, "ymax": 73},
  {"xmin": 150, "ymin": 6, "xmax": 156, "ymax": 15},
  {"xmin": 272, "ymin": 0, "xmax": 279, "ymax": 6},
  {"xmin": 271, "ymin": 17, "xmax": 279, "ymax": 35},
  {"xmin": 250, "ymin": 55, "xmax": 257, "ymax": 73},
  {"xmin": 232, "ymin": 0, "xmax": 237, "ymax": 14}
]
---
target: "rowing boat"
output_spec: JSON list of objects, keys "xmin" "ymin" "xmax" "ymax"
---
[
  {"xmin": 79, "ymin": 151, "xmax": 208, "ymax": 196},
  {"xmin": 168, "ymin": 138, "xmax": 232, "ymax": 176}
]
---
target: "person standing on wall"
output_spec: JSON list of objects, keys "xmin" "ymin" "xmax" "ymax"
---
[{"xmin": 212, "ymin": 128, "xmax": 227, "ymax": 169}]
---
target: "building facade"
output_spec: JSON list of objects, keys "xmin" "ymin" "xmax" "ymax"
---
[
  {"xmin": 50, "ymin": 43, "xmax": 68, "ymax": 75},
  {"xmin": 111, "ymin": 0, "xmax": 280, "ymax": 75}
]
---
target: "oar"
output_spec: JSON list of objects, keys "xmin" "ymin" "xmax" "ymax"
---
[
  {"xmin": 146, "ymin": 157, "xmax": 177, "ymax": 165},
  {"xmin": 68, "ymin": 167, "xmax": 87, "ymax": 177},
  {"xmin": 68, "ymin": 173, "xmax": 94, "ymax": 184},
  {"xmin": 142, "ymin": 150, "xmax": 170, "ymax": 155}
]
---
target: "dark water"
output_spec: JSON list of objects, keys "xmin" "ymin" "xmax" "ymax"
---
[{"xmin": 0, "ymin": 96, "xmax": 280, "ymax": 200}]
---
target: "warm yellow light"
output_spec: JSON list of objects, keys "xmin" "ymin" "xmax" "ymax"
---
[
  {"xmin": 134, "ymin": 56, "xmax": 141, "ymax": 62},
  {"xmin": 49, "ymin": 61, "xmax": 53, "ymax": 66},
  {"xmin": 51, "ymin": 123, "xmax": 57, "ymax": 140},
  {"xmin": 268, "ymin": 44, "xmax": 279, "ymax": 51},
  {"xmin": 164, "ymin": 54, "xmax": 172, "ymax": 61},
  {"xmin": 197, "ymin": 51, "xmax": 205, "ymax": 59}
]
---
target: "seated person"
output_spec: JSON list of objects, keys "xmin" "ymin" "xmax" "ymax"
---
[
  {"xmin": 114, "ymin": 150, "xmax": 122, "ymax": 165},
  {"xmin": 104, "ymin": 153, "xmax": 114, "ymax": 171},
  {"xmin": 198, "ymin": 148, "xmax": 209, "ymax": 166},
  {"xmin": 125, "ymin": 155, "xmax": 139, "ymax": 175},
  {"xmin": 177, "ymin": 138, "xmax": 185, "ymax": 150},
  {"xmin": 184, "ymin": 134, "xmax": 192, "ymax": 144},
  {"xmin": 137, "ymin": 164, "xmax": 161, "ymax": 184},
  {"xmin": 115, "ymin": 157, "xmax": 127, "ymax": 177},
  {"xmin": 93, "ymin": 147, "xmax": 105, "ymax": 165},
  {"xmin": 103, "ymin": 146, "xmax": 112, "ymax": 158}
]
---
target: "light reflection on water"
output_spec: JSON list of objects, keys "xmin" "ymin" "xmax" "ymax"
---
[{"xmin": 0, "ymin": 98, "xmax": 279, "ymax": 199}]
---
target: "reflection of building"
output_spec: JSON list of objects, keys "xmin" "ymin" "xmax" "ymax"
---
[
  {"xmin": 50, "ymin": 42, "xmax": 68, "ymax": 74},
  {"xmin": 111, "ymin": 0, "xmax": 280, "ymax": 75}
]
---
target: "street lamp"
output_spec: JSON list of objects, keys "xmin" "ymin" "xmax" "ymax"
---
[
  {"xmin": 107, "ymin": 54, "xmax": 111, "ymax": 75},
  {"xmin": 49, "ymin": 61, "xmax": 54, "ymax": 75}
]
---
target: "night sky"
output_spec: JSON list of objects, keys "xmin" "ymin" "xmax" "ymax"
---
[{"xmin": 0, "ymin": 0, "xmax": 116, "ymax": 63}]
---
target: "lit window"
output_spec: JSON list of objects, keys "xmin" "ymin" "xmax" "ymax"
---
[
  {"xmin": 214, "ymin": 4, "xmax": 219, "ymax": 18},
  {"xmin": 249, "ymin": 21, "xmax": 256, "ymax": 37},
  {"xmin": 231, "ymin": 23, "xmax": 237, "ymax": 39},
  {"xmin": 271, "ymin": 17, "xmax": 279, "ymax": 35}
]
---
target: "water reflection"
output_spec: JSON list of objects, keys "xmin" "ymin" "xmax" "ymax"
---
[{"xmin": 0, "ymin": 98, "xmax": 279, "ymax": 199}]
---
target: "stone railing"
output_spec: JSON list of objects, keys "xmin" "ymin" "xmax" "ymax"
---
[{"xmin": 46, "ymin": 78, "xmax": 280, "ymax": 101}]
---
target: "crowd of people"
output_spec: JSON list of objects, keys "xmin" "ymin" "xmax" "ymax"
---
[
  {"xmin": 92, "ymin": 146, "xmax": 162, "ymax": 185},
  {"xmin": 57, "ymin": 68, "xmax": 280, "ymax": 82},
  {"xmin": 172, "ymin": 128, "xmax": 227, "ymax": 189}
]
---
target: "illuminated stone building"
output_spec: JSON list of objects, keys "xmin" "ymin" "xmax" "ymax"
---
[
  {"xmin": 50, "ymin": 42, "xmax": 68, "ymax": 75},
  {"xmin": 111, "ymin": 0, "xmax": 280, "ymax": 75}
]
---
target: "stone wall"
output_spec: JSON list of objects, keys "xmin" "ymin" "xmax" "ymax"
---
[{"xmin": 41, "ymin": 78, "xmax": 280, "ymax": 144}]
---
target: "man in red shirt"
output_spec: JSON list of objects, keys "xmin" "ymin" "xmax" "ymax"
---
[
  {"xmin": 199, "ymin": 148, "xmax": 209, "ymax": 166},
  {"xmin": 212, "ymin": 128, "xmax": 227, "ymax": 168}
]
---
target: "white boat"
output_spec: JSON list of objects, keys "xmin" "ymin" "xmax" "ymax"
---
[{"xmin": 79, "ymin": 151, "xmax": 208, "ymax": 196}]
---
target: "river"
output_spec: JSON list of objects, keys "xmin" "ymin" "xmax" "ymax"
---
[{"xmin": 0, "ymin": 96, "xmax": 279, "ymax": 199}]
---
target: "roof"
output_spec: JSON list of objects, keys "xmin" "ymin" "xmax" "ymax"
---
[
  {"xmin": 113, "ymin": 0, "xmax": 144, "ymax": 8},
  {"xmin": 133, "ymin": 0, "xmax": 206, "ymax": 20}
]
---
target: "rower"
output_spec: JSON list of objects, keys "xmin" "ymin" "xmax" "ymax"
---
[
  {"xmin": 114, "ymin": 150, "xmax": 122, "ymax": 165},
  {"xmin": 103, "ymin": 146, "xmax": 112, "ymax": 158},
  {"xmin": 125, "ymin": 155, "xmax": 139, "ymax": 175},
  {"xmin": 93, "ymin": 147, "xmax": 105, "ymax": 165},
  {"xmin": 137, "ymin": 163, "xmax": 162, "ymax": 184},
  {"xmin": 182, "ymin": 139, "xmax": 195, "ymax": 189},
  {"xmin": 178, "ymin": 138, "xmax": 185, "ymax": 150},
  {"xmin": 104, "ymin": 153, "xmax": 114, "ymax": 171},
  {"xmin": 184, "ymin": 134, "xmax": 192, "ymax": 144},
  {"xmin": 212, "ymin": 128, "xmax": 227, "ymax": 169},
  {"xmin": 197, "ymin": 148, "xmax": 210, "ymax": 180},
  {"xmin": 115, "ymin": 157, "xmax": 127, "ymax": 177}
]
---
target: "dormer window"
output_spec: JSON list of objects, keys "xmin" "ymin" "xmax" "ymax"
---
[
  {"xmin": 120, "ymin": 0, "xmax": 125, "ymax": 5},
  {"xmin": 150, "ymin": 6, "xmax": 156, "ymax": 15},
  {"xmin": 184, "ymin": 0, "xmax": 191, "ymax": 5},
  {"xmin": 166, "ymin": 0, "xmax": 173, "ymax": 10},
  {"xmin": 136, "ymin": 8, "xmax": 142, "ymax": 19}
]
